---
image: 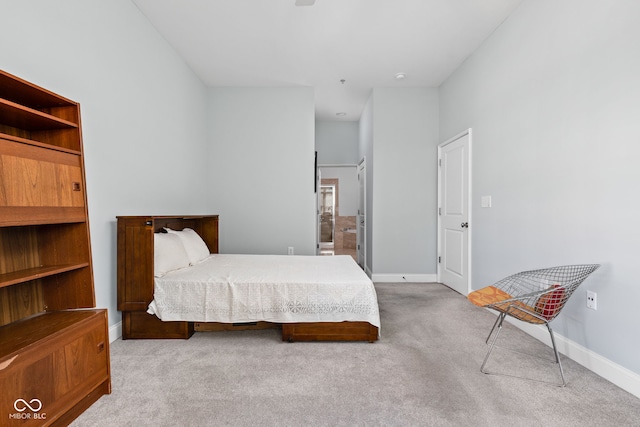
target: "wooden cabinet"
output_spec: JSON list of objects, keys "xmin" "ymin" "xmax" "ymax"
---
[
  {"xmin": 0, "ymin": 310, "xmax": 110, "ymax": 426},
  {"xmin": 117, "ymin": 215, "xmax": 219, "ymax": 339},
  {"xmin": 0, "ymin": 69, "xmax": 110, "ymax": 425}
]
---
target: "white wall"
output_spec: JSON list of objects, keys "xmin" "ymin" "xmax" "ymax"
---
[
  {"xmin": 315, "ymin": 121, "xmax": 359, "ymax": 164},
  {"xmin": 440, "ymin": 0, "xmax": 640, "ymax": 378},
  {"xmin": 318, "ymin": 166, "xmax": 357, "ymax": 217},
  {"xmin": 0, "ymin": 0, "xmax": 210, "ymax": 328},
  {"xmin": 316, "ymin": 121, "xmax": 359, "ymax": 216},
  {"xmin": 207, "ymin": 87, "xmax": 316, "ymax": 255},
  {"xmin": 371, "ymin": 88, "xmax": 439, "ymax": 279}
]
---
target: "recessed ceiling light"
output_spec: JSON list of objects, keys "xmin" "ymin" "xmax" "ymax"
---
[
  {"xmin": 395, "ymin": 72, "xmax": 406, "ymax": 80},
  {"xmin": 295, "ymin": 0, "xmax": 316, "ymax": 6},
  {"xmin": 336, "ymin": 112, "xmax": 347, "ymax": 117}
]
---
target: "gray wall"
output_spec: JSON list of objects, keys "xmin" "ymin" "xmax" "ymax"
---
[
  {"xmin": 316, "ymin": 121, "xmax": 360, "ymax": 217},
  {"xmin": 0, "ymin": 0, "xmax": 210, "ymax": 328},
  {"xmin": 370, "ymin": 88, "xmax": 440, "ymax": 278},
  {"xmin": 315, "ymin": 121, "xmax": 360, "ymax": 164},
  {"xmin": 439, "ymin": 0, "xmax": 640, "ymax": 376},
  {"xmin": 318, "ymin": 166, "xmax": 357, "ymax": 217},
  {"xmin": 206, "ymin": 87, "xmax": 316, "ymax": 255}
]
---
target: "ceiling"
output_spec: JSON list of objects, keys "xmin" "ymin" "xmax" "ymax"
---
[{"xmin": 131, "ymin": 0, "xmax": 523, "ymax": 121}]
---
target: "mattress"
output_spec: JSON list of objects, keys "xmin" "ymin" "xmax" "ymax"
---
[{"xmin": 147, "ymin": 254, "xmax": 380, "ymax": 328}]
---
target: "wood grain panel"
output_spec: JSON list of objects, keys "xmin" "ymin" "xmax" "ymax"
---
[
  {"xmin": 0, "ymin": 310, "xmax": 110, "ymax": 426},
  {"xmin": 122, "ymin": 310, "xmax": 194, "ymax": 339},
  {"xmin": 0, "ymin": 207, "xmax": 86, "ymax": 227},
  {"xmin": 0, "ymin": 226, "xmax": 40, "ymax": 274},
  {"xmin": 53, "ymin": 317, "xmax": 108, "ymax": 397},
  {"xmin": 0, "ymin": 147, "xmax": 84, "ymax": 208},
  {"xmin": 282, "ymin": 322, "xmax": 379, "ymax": 343},
  {"xmin": 0, "ymin": 281, "xmax": 44, "ymax": 326},
  {"xmin": 117, "ymin": 217, "xmax": 154, "ymax": 311}
]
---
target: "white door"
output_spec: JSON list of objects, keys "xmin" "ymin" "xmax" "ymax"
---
[
  {"xmin": 438, "ymin": 130, "xmax": 471, "ymax": 295},
  {"xmin": 357, "ymin": 159, "xmax": 366, "ymax": 270}
]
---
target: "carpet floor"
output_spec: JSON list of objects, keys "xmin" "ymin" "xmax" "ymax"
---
[{"xmin": 71, "ymin": 283, "xmax": 640, "ymax": 426}]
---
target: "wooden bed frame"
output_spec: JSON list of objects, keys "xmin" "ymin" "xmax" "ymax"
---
[{"xmin": 117, "ymin": 215, "xmax": 378, "ymax": 342}]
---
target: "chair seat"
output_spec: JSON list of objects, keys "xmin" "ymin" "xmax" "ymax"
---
[
  {"xmin": 468, "ymin": 286, "xmax": 545, "ymax": 324},
  {"xmin": 468, "ymin": 286, "xmax": 512, "ymax": 307}
]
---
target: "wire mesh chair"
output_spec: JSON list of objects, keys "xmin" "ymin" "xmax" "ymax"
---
[{"xmin": 468, "ymin": 264, "xmax": 600, "ymax": 386}]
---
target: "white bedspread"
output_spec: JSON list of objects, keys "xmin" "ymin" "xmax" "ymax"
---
[{"xmin": 147, "ymin": 254, "xmax": 380, "ymax": 328}]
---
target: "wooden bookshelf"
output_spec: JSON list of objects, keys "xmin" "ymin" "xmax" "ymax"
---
[{"xmin": 0, "ymin": 69, "xmax": 110, "ymax": 425}]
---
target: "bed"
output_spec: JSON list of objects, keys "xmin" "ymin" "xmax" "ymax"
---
[{"xmin": 117, "ymin": 215, "xmax": 380, "ymax": 342}]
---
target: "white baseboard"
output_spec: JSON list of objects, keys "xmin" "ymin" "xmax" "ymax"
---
[
  {"xmin": 372, "ymin": 273, "xmax": 437, "ymax": 283},
  {"xmin": 365, "ymin": 266, "xmax": 372, "ymax": 278},
  {"xmin": 503, "ymin": 315, "xmax": 640, "ymax": 399},
  {"xmin": 109, "ymin": 321, "xmax": 122, "ymax": 343}
]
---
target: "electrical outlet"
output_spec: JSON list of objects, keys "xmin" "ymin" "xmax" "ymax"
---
[
  {"xmin": 288, "ymin": 247, "xmax": 294, "ymax": 255},
  {"xmin": 586, "ymin": 290, "xmax": 597, "ymax": 310}
]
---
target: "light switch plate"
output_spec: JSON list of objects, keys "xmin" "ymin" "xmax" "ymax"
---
[{"xmin": 481, "ymin": 196, "xmax": 492, "ymax": 208}]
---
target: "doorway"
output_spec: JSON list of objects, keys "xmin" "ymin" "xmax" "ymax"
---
[
  {"xmin": 437, "ymin": 129, "xmax": 472, "ymax": 295},
  {"xmin": 319, "ymin": 184, "xmax": 335, "ymax": 248},
  {"xmin": 317, "ymin": 167, "xmax": 358, "ymax": 261}
]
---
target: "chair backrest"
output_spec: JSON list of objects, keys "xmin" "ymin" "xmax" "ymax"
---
[{"xmin": 495, "ymin": 264, "xmax": 600, "ymax": 322}]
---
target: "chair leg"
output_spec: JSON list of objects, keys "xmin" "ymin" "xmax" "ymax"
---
[
  {"xmin": 547, "ymin": 324, "xmax": 567, "ymax": 387},
  {"xmin": 481, "ymin": 312, "xmax": 506, "ymax": 373},
  {"xmin": 485, "ymin": 312, "xmax": 503, "ymax": 344},
  {"xmin": 481, "ymin": 317, "xmax": 567, "ymax": 387}
]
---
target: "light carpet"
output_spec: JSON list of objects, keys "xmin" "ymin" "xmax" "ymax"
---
[{"xmin": 71, "ymin": 283, "xmax": 640, "ymax": 426}]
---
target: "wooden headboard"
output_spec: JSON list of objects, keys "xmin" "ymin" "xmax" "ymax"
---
[{"xmin": 116, "ymin": 215, "xmax": 219, "ymax": 339}]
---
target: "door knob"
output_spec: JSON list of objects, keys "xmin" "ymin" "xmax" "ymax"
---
[{"xmin": 461, "ymin": 222, "xmax": 469, "ymax": 228}]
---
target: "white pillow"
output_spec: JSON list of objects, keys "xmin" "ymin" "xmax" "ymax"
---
[
  {"xmin": 154, "ymin": 232, "xmax": 190, "ymax": 277},
  {"xmin": 164, "ymin": 227, "xmax": 210, "ymax": 265}
]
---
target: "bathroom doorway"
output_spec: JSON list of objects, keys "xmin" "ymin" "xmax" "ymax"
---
[{"xmin": 317, "ymin": 167, "xmax": 357, "ymax": 261}]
